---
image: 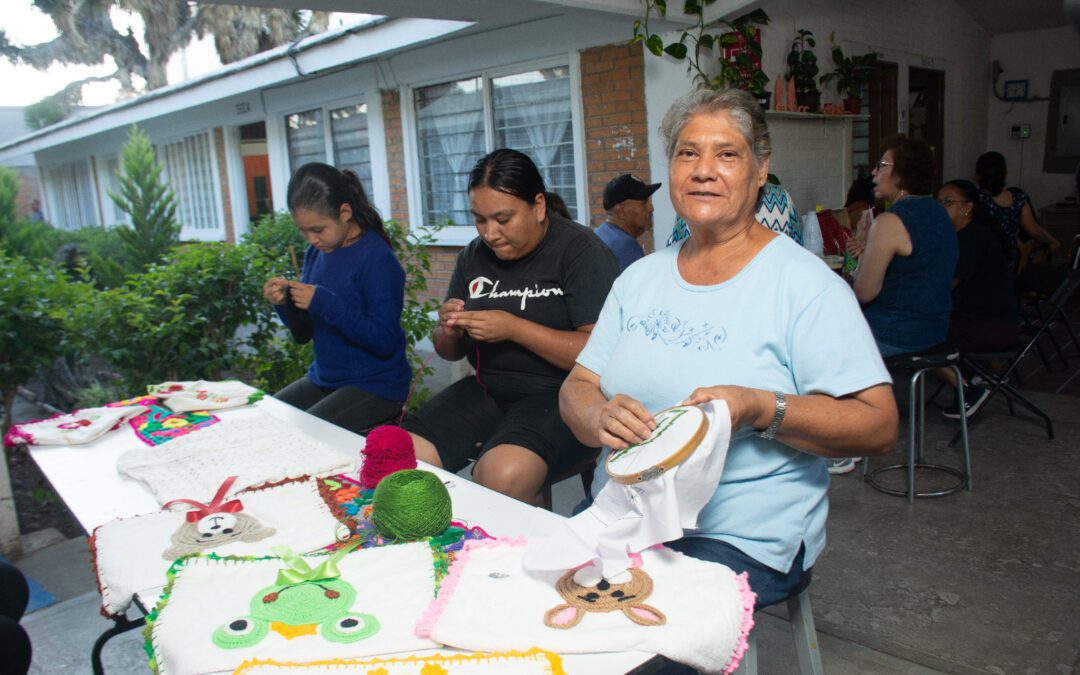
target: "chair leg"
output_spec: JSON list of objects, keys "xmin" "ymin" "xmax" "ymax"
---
[
  {"xmin": 788, "ymin": 588, "xmax": 825, "ymax": 675},
  {"xmin": 907, "ymin": 369, "xmax": 920, "ymax": 503},
  {"xmin": 949, "ymin": 365, "xmax": 973, "ymax": 492}
]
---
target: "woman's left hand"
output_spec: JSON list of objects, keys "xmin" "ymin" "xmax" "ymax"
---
[
  {"xmin": 288, "ymin": 281, "xmax": 317, "ymax": 310},
  {"xmin": 451, "ymin": 310, "xmax": 518, "ymax": 343},
  {"xmin": 681, "ymin": 385, "xmax": 774, "ymax": 432}
]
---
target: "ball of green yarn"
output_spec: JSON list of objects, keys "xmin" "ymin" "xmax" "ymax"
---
[{"xmin": 371, "ymin": 469, "xmax": 452, "ymax": 540}]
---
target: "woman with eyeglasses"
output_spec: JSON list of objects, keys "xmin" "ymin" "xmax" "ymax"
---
[
  {"xmin": 933, "ymin": 179, "xmax": 1020, "ymax": 418},
  {"xmin": 975, "ymin": 151, "xmax": 1060, "ymax": 269},
  {"xmin": 849, "ymin": 135, "xmax": 958, "ymax": 358}
]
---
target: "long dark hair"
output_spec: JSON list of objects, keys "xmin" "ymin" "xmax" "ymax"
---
[
  {"xmin": 286, "ymin": 162, "xmax": 390, "ymax": 246},
  {"xmin": 467, "ymin": 149, "xmax": 546, "ymax": 205},
  {"xmin": 942, "ymin": 178, "xmax": 1011, "ymax": 257},
  {"xmin": 975, "ymin": 151, "xmax": 1007, "ymax": 197}
]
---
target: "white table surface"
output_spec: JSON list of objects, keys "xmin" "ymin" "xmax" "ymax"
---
[{"xmin": 29, "ymin": 396, "xmax": 652, "ymax": 673}]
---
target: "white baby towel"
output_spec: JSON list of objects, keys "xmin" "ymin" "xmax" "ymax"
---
[
  {"xmin": 3, "ymin": 405, "xmax": 148, "ymax": 448},
  {"xmin": 92, "ymin": 477, "xmax": 345, "ymax": 618},
  {"xmin": 419, "ymin": 539, "xmax": 754, "ymax": 675},
  {"xmin": 525, "ymin": 400, "xmax": 732, "ymax": 578},
  {"xmin": 116, "ymin": 411, "xmax": 355, "ymax": 505},
  {"xmin": 148, "ymin": 380, "xmax": 264, "ymax": 412},
  {"xmin": 148, "ymin": 542, "xmax": 438, "ymax": 675}
]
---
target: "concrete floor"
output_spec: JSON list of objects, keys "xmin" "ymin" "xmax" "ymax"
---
[{"xmin": 9, "ymin": 345, "xmax": 1080, "ymax": 674}]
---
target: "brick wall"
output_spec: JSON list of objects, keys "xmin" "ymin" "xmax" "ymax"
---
[
  {"xmin": 580, "ymin": 41, "xmax": 654, "ymax": 254},
  {"xmin": 213, "ymin": 127, "xmax": 236, "ymax": 243},
  {"xmin": 381, "ymin": 89, "xmax": 410, "ymax": 225},
  {"xmin": 14, "ymin": 167, "xmax": 41, "ymax": 220}
]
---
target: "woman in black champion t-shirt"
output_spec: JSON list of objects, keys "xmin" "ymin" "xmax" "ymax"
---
[{"xmin": 400, "ymin": 149, "xmax": 620, "ymax": 505}]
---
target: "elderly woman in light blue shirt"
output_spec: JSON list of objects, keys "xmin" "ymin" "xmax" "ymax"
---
[{"xmin": 560, "ymin": 88, "xmax": 897, "ymax": 609}]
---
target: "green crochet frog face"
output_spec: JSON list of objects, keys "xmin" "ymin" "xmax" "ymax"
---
[{"xmin": 212, "ymin": 577, "xmax": 379, "ymax": 648}]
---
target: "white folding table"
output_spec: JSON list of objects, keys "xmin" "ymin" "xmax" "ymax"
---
[{"xmin": 29, "ymin": 396, "xmax": 654, "ymax": 674}]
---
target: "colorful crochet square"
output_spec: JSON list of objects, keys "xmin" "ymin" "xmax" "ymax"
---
[
  {"xmin": 106, "ymin": 396, "xmax": 159, "ymax": 408},
  {"xmin": 130, "ymin": 406, "xmax": 219, "ymax": 446},
  {"xmin": 230, "ymin": 647, "xmax": 567, "ymax": 674}
]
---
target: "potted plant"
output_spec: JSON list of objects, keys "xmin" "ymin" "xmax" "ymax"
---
[
  {"xmin": 785, "ymin": 29, "xmax": 820, "ymax": 111},
  {"xmin": 819, "ymin": 44, "xmax": 879, "ymax": 113},
  {"xmin": 634, "ymin": 3, "xmax": 771, "ymax": 106}
]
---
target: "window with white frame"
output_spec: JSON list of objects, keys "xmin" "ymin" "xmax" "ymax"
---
[
  {"xmin": 159, "ymin": 131, "xmax": 220, "ymax": 233},
  {"xmin": 413, "ymin": 66, "xmax": 576, "ymax": 228},
  {"xmin": 44, "ymin": 161, "xmax": 97, "ymax": 230},
  {"xmin": 285, "ymin": 102, "xmax": 374, "ymax": 199}
]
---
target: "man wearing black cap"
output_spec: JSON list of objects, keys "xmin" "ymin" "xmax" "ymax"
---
[{"xmin": 596, "ymin": 174, "xmax": 660, "ymax": 271}]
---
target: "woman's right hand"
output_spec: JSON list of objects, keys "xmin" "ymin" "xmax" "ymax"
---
[
  {"xmin": 596, "ymin": 394, "xmax": 656, "ymax": 450},
  {"xmin": 263, "ymin": 277, "xmax": 289, "ymax": 305},
  {"xmin": 845, "ymin": 235, "xmax": 866, "ymax": 259},
  {"xmin": 437, "ymin": 299, "xmax": 467, "ymax": 338}
]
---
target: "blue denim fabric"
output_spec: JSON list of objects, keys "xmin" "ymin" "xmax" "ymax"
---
[{"xmin": 664, "ymin": 537, "xmax": 810, "ymax": 610}]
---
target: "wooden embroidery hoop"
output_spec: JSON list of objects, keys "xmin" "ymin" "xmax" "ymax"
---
[{"xmin": 605, "ymin": 405, "xmax": 709, "ymax": 484}]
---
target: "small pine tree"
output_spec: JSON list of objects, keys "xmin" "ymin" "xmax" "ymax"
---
[{"xmin": 107, "ymin": 125, "xmax": 181, "ymax": 270}]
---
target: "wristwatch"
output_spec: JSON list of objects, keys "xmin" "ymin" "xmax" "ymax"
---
[{"xmin": 758, "ymin": 391, "xmax": 786, "ymax": 440}]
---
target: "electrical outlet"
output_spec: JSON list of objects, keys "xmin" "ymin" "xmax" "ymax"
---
[{"xmin": 1010, "ymin": 124, "xmax": 1031, "ymax": 139}]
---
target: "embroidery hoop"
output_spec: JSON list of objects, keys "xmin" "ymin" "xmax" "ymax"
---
[{"xmin": 605, "ymin": 405, "xmax": 709, "ymax": 484}]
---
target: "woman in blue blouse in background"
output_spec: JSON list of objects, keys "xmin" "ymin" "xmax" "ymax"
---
[{"xmin": 263, "ymin": 162, "xmax": 411, "ymax": 434}]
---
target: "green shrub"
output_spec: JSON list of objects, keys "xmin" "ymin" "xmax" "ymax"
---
[
  {"xmin": 0, "ymin": 253, "xmax": 69, "ymax": 433},
  {"xmin": 75, "ymin": 243, "xmax": 278, "ymax": 392}
]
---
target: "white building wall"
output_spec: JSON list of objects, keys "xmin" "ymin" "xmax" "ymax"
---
[{"xmin": 988, "ymin": 26, "xmax": 1080, "ymax": 210}]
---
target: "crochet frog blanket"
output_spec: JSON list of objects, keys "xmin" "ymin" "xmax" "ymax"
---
[{"xmin": 146, "ymin": 542, "xmax": 438, "ymax": 675}]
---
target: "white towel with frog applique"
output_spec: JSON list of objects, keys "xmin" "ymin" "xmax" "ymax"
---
[{"xmin": 524, "ymin": 399, "xmax": 731, "ymax": 579}]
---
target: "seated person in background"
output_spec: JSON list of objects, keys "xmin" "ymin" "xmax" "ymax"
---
[
  {"xmin": 595, "ymin": 174, "xmax": 660, "ymax": 271},
  {"xmin": 667, "ymin": 178, "xmax": 800, "ymax": 246},
  {"xmin": 401, "ymin": 149, "xmax": 620, "ymax": 505},
  {"xmin": 849, "ymin": 135, "xmax": 957, "ymax": 358},
  {"xmin": 935, "ymin": 179, "xmax": 1020, "ymax": 419},
  {"xmin": 975, "ymin": 151, "xmax": 1060, "ymax": 269},
  {"xmin": 264, "ymin": 162, "xmax": 411, "ymax": 435},
  {"xmin": 561, "ymin": 88, "xmax": 897, "ymax": 606}
]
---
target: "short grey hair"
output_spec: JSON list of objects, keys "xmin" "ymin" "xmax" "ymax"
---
[{"xmin": 660, "ymin": 88, "xmax": 771, "ymax": 169}]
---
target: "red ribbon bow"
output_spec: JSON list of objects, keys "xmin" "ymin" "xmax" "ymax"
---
[{"xmin": 162, "ymin": 475, "xmax": 244, "ymax": 522}]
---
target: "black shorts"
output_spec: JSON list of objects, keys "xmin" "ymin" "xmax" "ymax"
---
[{"xmin": 400, "ymin": 376, "xmax": 594, "ymax": 478}]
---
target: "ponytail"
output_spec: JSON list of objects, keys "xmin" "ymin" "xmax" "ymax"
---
[{"xmin": 287, "ymin": 162, "xmax": 391, "ymax": 246}]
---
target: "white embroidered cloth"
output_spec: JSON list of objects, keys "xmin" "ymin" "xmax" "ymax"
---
[
  {"xmin": 419, "ymin": 539, "xmax": 754, "ymax": 675},
  {"xmin": 3, "ymin": 405, "xmax": 148, "ymax": 448},
  {"xmin": 524, "ymin": 400, "xmax": 732, "ymax": 578},
  {"xmin": 116, "ymin": 411, "xmax": 355, "ymax": 504},
  {"xmin": 148, "ymin": 380, "xmax": 264, "ymax": 412},
  {"xmin": 93, "ymin": 477, "xmax": 344, "ymax": 618},
  {"xmin": 148, "ymin": 542, "xmax": 438, "ymax": 675}
]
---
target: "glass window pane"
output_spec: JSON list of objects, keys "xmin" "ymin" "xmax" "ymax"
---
[
  {"xmin": 286, "ymin": 109, "xmax": 326, "ymax": 174},
  {"xmin": 46, "ymin": 161, "xmax": 96, "ymax": 230},
  {"xmin": 414, "ymin": 78, "xmax": 485, "ymax": 226},
  {"xmin": 330, "ymin": 103, "xmax": 373, "ymax": 200},
  {"xmin": 493, "ymin": 67, "xmax": 576, "ymax": 216},
  {"xmin": 160, "ymin": 131, "xmax": 218, "ymax": 231}
]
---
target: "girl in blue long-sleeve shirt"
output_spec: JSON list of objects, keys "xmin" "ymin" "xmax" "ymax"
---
[{"xmin": 263, "ymin": 162, "xmax": 411, "ymax": 434}]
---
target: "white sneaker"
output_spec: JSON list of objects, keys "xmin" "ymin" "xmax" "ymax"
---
[{"xmin": 826, "ymin": 457, "xmax": 856, "ymax": 475}]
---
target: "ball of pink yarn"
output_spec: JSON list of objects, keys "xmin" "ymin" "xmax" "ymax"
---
[{"xmin": 359, "ymin": 425, "xmax": 417, "ymax": 489}]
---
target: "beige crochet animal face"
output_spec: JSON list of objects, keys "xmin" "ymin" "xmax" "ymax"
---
[
  {"xmin": 544, "ymin": 567, "xmax": 666, "ymax": 629},
  {"xmin": 162, "ymin": 512, "xmax": 276, "ymax": 559}
]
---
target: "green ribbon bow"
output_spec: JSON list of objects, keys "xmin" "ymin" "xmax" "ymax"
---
[{"xmin": 271, "ymin": 540, "xmax": 361, "ymax": 586}]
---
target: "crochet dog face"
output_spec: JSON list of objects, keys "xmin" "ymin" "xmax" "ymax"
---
[
  {"xmin": 544, "ymin": 567, "xmax": 666, "ymax": 629},
  {"xmin": 162, "ymin": 512, "xmax": 276, "ymax": 560}
]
